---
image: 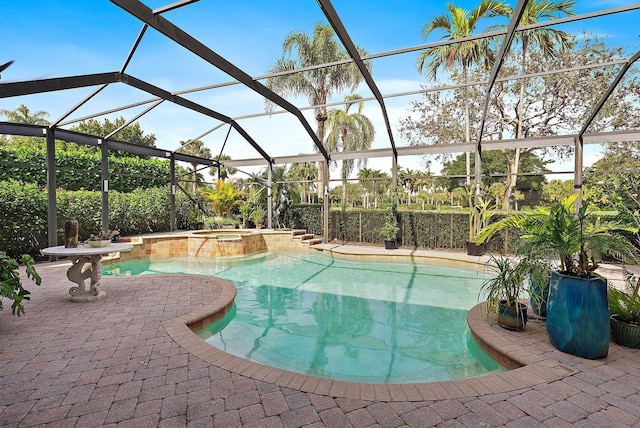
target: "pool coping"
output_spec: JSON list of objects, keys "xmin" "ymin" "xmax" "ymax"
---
[{"xmin": 162, "ymin": 271, "xmax": 577, "ymax": 402}]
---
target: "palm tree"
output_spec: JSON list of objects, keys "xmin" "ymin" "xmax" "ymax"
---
[
  {"xmin": 178, "ymin": 140, "xmax": 211, "ymax": 193},
  {"xmin": 358, "ymin": 168, "xmax": 390, "ymax": 209},
  {"xmin": 265, "ymin": 23, "xmax": 368, "ymax": 199},
  {"xmin": 289, "ymin": 161, "xmax": 318, "ymax": 204},
  {"xmin": 0, "ymin": 104, "xmax": 49, "ymax": 125},
  {"xmin": 324, "ymin": 95, "xmax": 375, "ymax": 213},
  {"xmin": 417, "ymin": 0, "xmax": 510, "ymax": 187},
  {"xmin": 499, "ymin": 0, "xmax": 575, "ymax": 209},
  {"xmin": 210, "ymin": 154, "xmax": 237, "ymax": 181}
]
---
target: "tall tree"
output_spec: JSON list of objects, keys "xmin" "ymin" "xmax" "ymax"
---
[
  {"xmin": 289, "ymin": 161, "xmax": 318, "ymax": 204},
  {"xmin": 324, "ymin": 95, "xmax": 375, "ymax": 213},
  {"xmin": 0, "ymin": 104, "xmax": 49, "ymax": 125},
  {"xmin": 265, "ymin": 22, "xmax": 368, "ymax": 198},
  {"xmin": 402, "ymin": 36, "xmax": 640, "ymax": 208},
  {"xmin": 209, "ymin": 154, "xmax": 237, "ymax": 181},
  {"xmin": 417, "ymin": 0, "xmax": 510, "ymax": 186},
  {"xmin": 358, "ymin": 168, "xmax": 390, "ymax": 209},
  {"xmin": 178, "ymin": 140, "xmax": 211, "ymax": 193},
  {"xmin": 72, "ymin": 117, "xmax": 156, "ymax": 148},
  {"xmin": 499, "ymin": 0, "xmax": 575, "ymax": 209}
]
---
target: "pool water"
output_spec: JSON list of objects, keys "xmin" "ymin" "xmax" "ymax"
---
[{"xmin": 105, "ymin": 251, "xmax": 504, "ymax": 383}]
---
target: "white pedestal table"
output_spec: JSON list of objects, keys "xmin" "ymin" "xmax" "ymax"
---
[{"xmin": 41, "ymin": 243, "xmax": 133, "ymax": 302}]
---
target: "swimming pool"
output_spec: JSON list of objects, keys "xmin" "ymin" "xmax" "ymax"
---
[{"xmin": 105, "ymin": 251, "xmax": 504, "ymax": 383}]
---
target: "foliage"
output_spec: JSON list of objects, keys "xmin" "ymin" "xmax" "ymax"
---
[
  {"xmin": 0, "ymin": 146, "xmax": 171, "ymax": 191},
  {"xmin": 0, "ymin": 252, "xmax": 41, "ymax": 316},
  {"xmin": 203, "ymin": 216, "xmax": 238, "ymax": 229},
  {"xmin": 542, "ymin": 179, "xmax": 574, "ymax": 203},
  {"xmin": 265, "ymin": 22, "xmax": 367, "ymax": 198},
  {"xmin": 178, "ymin": 139, "xmax": 211, "ymax": 192},
  {"xmin": 325, "ymin": 94, "xmax": 375, "ymax": 212},
  {"xmin": 401, "ymin": 35, "xmax": 640, "ymax": 209},
  {"xmin": 469, "ymin": 197, "xmax": 496, "ymax": 243},
  {"xmin": 210, "ymin": 154, "xmax": 237, "ymax": 181},
  {"xmin": 250, "ymin": 206, "xmax": 266, "ymax": 225},
  {"xmin": 479, "ymin": 255, "xmax": 527, "ymax": 317},
  {"xmin": 70, "ymin": 117, "xmax": 157, "ymax": 152},
  {"xmin": 380, "ymin": 215, "xmax": 399, "ymax": 241},
  {"xmin": 0, "ymin": 104, "xmax": 49, "ymax": 125},
  {"xmin": 200, "ymin": 179, "xmax": 244, "ymax": 217},
  {"xmin": 609, "ymin": 269, "xmax": 640, "ymax": 324},
  {"xmin": 477, "ymin": 194, "xmax": 638, "ymax": 277},
  {"xmin": 0, "ymin": 180, "xmax": 48, "ymax": 257},
  {"xmin": 0, "ymin": 181, "xmax": 203, "ymax": 258},
  {"xmin": 440, "ymin": 150, "xmax": 549, "ymax": 194}
]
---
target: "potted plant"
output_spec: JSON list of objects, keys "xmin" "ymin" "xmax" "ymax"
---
[
  {"xmin": 239, "ymin": 201, "xmax": 253, "ymax": 229},
  {"xmin": 250, "ymin": 206, "xmax": 266, "ymax": 229},
  {"xmin": 479, "ymin": 255, "xmax": 528, "ymax": 331},
  {"xmin": 380, "ymin": 216, "xmax": 399, "ymax": 250},
  {"xmin": 477, "ymin": 193, "xmax": 638, "ymax": 359},
  {"xmin": 467, "ymin": 197, "xmax": 495, "ymax": 256},
  {"xmin": 1, "ymin": 251, "xmax": 41, "ymax": 316},
  {"xmin": 609, "ymin": 269, "xmax": 640, "ymax": 348}
]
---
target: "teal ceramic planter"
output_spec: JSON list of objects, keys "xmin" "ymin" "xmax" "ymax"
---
[{"xmin": 546, "ymin": 271, "xmax": 609, "ymax": 359}]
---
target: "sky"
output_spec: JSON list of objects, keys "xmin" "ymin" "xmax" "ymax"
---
[{"xmin": 1, "ymin": 0, "xmax": 640, "ymax": 184}]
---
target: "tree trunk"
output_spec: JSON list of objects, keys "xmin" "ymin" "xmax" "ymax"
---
[
  {"xmin": 506, "ymin": 39, "xmax": 529, "ymax": 211},
  {"xmin": 502, "ymin": 154, "xmax": 517, "ymax": 211},
  {"xmin": 191, "ymin": 163, "xmax": 197, "ymax": 194},
  {"xmin": 463, "ymin": 64, "xmax": 471, "ymax": 187}
]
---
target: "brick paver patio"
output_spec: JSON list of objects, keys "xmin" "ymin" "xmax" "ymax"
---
[{"xmin": 1, "ymin": 256, "xmax": 639, "ymax": 427}]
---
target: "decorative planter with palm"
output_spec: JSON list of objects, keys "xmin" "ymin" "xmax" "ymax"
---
[
  {"xmin": 477, "ymin": 194, "xmax": 638, "ymax": 359},
  {"xmin": 479, "ymin": 255, "xmax": 528, "ymax": 331},
  {"xmin": 609, "ymin": 269, "xmax": 640, "ymax": 349}
]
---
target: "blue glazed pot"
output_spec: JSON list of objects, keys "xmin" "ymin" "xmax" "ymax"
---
[{"xmin": 546, "ymin": 271, "xmax": 609, "ymax": 359}]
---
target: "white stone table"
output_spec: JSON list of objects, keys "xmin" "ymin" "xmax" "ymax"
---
[{"xmin": 41, "ymin": 243, "xmax": 133, "ymax": 302}]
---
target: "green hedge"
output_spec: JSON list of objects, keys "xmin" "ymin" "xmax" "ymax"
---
[
  {"xmin": 0, "ymin": 180, "xmax": 201, "ymax": 258},
  {"xmin": 288, "ymin": 205, "xmax": 518, "ymax": 252},
  {"xmin": 0, "ymin": 147, "xmax": 170, "ymax": 191}
]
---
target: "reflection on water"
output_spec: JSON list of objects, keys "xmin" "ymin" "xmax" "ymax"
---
[{"xmin": 106, "ymin": 251, "xmax": 504, "ymax": 383}]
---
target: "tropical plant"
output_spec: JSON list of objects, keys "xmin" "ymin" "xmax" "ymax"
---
[
  {"xmin": 417, "ymin": 0, "xmax": 510, "ymax": 186},
  {"xmin": 178, "ymin": 139, "xmax": 211, "ymax": 193},
  {"xmin": 288, "ymin": 161, "xmax": 318, "ymax": 204},
  {"xmin": 210, "ymin": 154, "xmax": 237, "ymax": 181},
  {"xmin": 479, "ymin": 255, "xmax": 528, "ymax": 330},
  {"xmin": 0, "ymin": 104, "xmax": 49, "ymax": 125},
  {"xmin": 477, "ymin": 193, "xmax": 638, "ymax": 277},
  {"xmin": 469, "ymin": 197, "xmax": 496, "ymax": 243},
  {"xmin": 200, "ymin": 179, "xmax": 243, "ymax": 217},
  {"xmin": 265, "ymin": 22, "xmax": 367, "ymax": 198},
  {"xmin": 203, "ymin": 216, "xmax": 238, "ymax": 229},
  {"xmin": 324, "ymin": 94, "xmax": 375, "ymax": 213},
  {"xmin": 250, "ymin": 206, "xmax": 266, "ymax": 227},
  {"xmin": 609, "ymin": 269, "xmax": 640, "ymax": 325},
  {"xmin": 480, "ymin": 255, "xmax": 526, "ymax": 309},
  {"xmin": 0, "ymin": 251, "xmax": 41, "ymax": 316},
  {"xmin": 380, "ymin": 216, "xmax": 400, "ymax": 241}
]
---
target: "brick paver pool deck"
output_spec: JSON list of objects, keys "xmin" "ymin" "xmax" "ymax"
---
[{"xmin": 1, "ymin": 247, "xmax": 639, "ymax": 427}]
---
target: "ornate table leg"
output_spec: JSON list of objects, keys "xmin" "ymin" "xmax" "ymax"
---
[{"xmin": 66, "ymin": 255, "xmax": 107, "ymax": 302}]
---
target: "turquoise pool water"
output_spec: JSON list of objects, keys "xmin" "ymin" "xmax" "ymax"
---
[{"xmin": 105, "ymin": 251, "xmax": 504, "ymax": 383}]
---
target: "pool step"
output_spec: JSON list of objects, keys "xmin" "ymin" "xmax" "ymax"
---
[
  {"xmin": 302, "ymin": 237, "xmax": 323, "ymax": 245},
  {"xmin": 291, "ymin": 229, "xmax": 322, "ymax": 246}
]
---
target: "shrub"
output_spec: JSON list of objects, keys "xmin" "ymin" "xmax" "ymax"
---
[{"xmin": 0, "ymin": 252, "xmax": 41, "ymax": 316}]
